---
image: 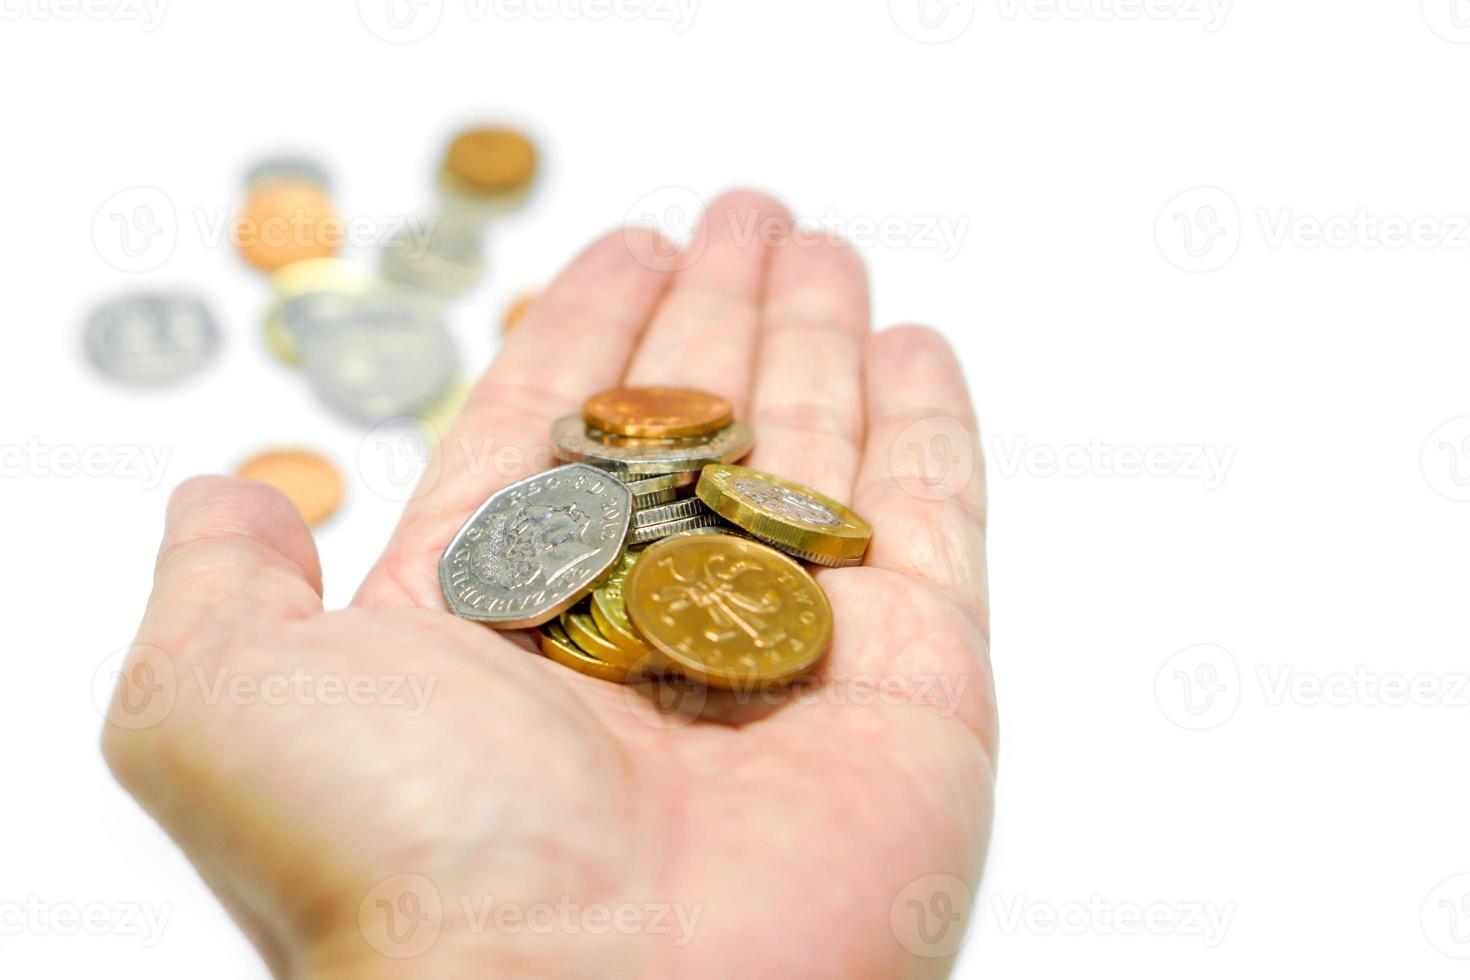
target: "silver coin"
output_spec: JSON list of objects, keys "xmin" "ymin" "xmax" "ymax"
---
[
  {"xmin": 439, "ymin": 463, "xmax": 633, "ymax": 628},
  {"xmin": 633, "ymin": 497, "xmax": 708, "ymax": 528},
  {"xmin": 631, "ymin": 485, "xmax": 678, "ymax": 509},
  {"xmin": 551, "ymin": 416, "xmax": 754, "ymax": 477},
  {"xmin": 299, "ymin": 290, "xmax": 459, "ymax": 423},
  {"xmin": 623, "ymin": 471, "xmax": 698, "ymax": 490},
  {"xmin": 84, "ymin": 292, "xmax": 219, "ymax": 386},
  {"xmin": 627, "ymin": 512, "xmax": 722, "ymax": 546},
  {"xmin": 380, "ymin": 217, "xmax": 486, "ymax": 297},
  {"xmin": 245, "ymin": 155, "xmax": 332, "ymax": 191}
]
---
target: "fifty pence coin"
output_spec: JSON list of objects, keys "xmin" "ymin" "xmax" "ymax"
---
[
  {"xmin": 551, "ymin": 416, "xmax": 754, "ymax": 477},
  {"xmin": 84, "ymin": 292, "xmax": 219, "ymax": 385},
  {"xmin": 299, "ymin": 291, "xmax": 459, "ymax": 423},
  {"xmin": 440, "ymin": 463, "xmax": 633, "ymax": 628}
]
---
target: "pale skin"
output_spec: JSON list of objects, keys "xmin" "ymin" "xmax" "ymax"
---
[{"xmin": 102, "ymin": 190, "xmax": 998, "ymax": 979}]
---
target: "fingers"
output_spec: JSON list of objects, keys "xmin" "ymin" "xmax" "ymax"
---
[
  {"xmin": 850, "ymin": 326, "xmax": 988, "ymax": 631},
  {"xmin": 622, "ymin": 190, "xmax": 790, "ymax": 413},
  {"xmin": 136, "ymin": 476, "xmax": 325, "ymax": 654},
  {"xmin": 743, "ymin": 232, "xmax": 870, "ymax": 501},
  {"xmin": 354, "ymin": 227, "xmax": 676, "ymax": 608}
]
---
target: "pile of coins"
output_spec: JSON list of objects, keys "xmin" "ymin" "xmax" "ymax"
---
[{"xmin": 440, "ymin": 387, "xmax": 872, "ymax": 689}]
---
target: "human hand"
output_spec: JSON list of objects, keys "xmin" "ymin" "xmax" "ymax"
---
[{"xmin": 102, "ymin": 190, "xmax": 997, "ymax": 980}]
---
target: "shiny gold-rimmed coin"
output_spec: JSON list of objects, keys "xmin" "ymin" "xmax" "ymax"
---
[
  {"xmin": 625, "ymin": 534, "xmax": 832, "ymax": 689},
  {"xmin": 539, "ymin": 620, "xmax": 634, "ymax": 684},
  {"xmin": 583, "ymin": 386, "xmax": 734, "ymax": 439},
  {"xmin": 696, "ymin": 464, "xmax": 871, "ymax": 567},
  {"xmin": 591, "ymin": 551, "xmax": 657, "ymax": 660},
  {"xmin": 236, "ymin": 449, "xmax": 344, "ymax": 527},
  {"xmin": 562, "ymin": 605, "xmax": 644, "ymax": 672},
  {"xmin": 443, "ymin": 127, "xmax": 538, "ymax": 195},
  {"xmin": 236, "ymin": 180, "xmax": 341, "ymax": 273}
]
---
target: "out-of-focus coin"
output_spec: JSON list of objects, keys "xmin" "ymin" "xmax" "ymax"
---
[
  {"xmin": 551, "ymin": 416, "xmax": 754, "ymax": 478},
  {"xmin": 236, "ymin": 180, "xmax": 340, "ymax": 273},
  {"xmin": 443, "ymin": 127, "xmax": 538, "ymax": 196},
  {"xmin": 633, "ymin": 497, "xmax": 707, "ymax": 528},
  {"xmin": 625, "ymin": 534, "xmax": 833, "ymax": 689},
  {"xmin": 539, "ymin": 619, "xmax": 634, "ymax": 684},
  {"xmin": 380, "ymin": 217, "xmax": 485, "ymax": 297},
  {"xmin": 263, "ymin": 258, "xmax": 371, "ymax": 364},
  {"xmin": 627, "ymin": 512, "xmax": 721, "ymax": 546},
  {"xmin": 584, "ymin": 387, "xmax": 734, "ymax": 438},
  {"xmin": 500, "ymin": 292, "xmax": 537, "ymax": 333},
  {"xmin": 84, "ymin": 292, "xmax": 219, "ymax": 386},
  {"xmin": 244, "ymin": 155, "xmax": 331, "ymax": 191},
  {"xmin": 299, "ymin": 291, "xmax": 459, "ymax": 423},
  {"xmin": 696, "ymin": 464, "xmax": 871, "ymax": 567},
  {"xmin": 236, "ymin": 449, "xmax": 344, "ymax": 527},
  {"xmin": 591, "ymin": 550, "xmax": 656, "ymax": 661},
  {"xmin": 439, "ymin": 463, "xmax": 633, "ymax": 628}
]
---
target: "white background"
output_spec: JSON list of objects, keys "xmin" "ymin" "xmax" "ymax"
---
[{"xmin": 2, "ymin": 0, "xmax": 1469, "ymax": 976}]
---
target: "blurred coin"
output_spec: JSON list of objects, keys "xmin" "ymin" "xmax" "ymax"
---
[
  {"xmin": 562, "ymin": 605, "xmax": 642, "ymax": 671},
  {"xmin": 696, "ymin": 464, "xmax": 871, "ymax": 567},
  {"xmin": 236, "ymin": 449, "xmax": 344, "ymax": 527},
  {"xmin": 443, "ymin": 126, "xmax": 538, "ymax": 195},
  {"xmin": 439, "ymin": 463, "xmax": 633, "ymax": 628},
  {"xmin": 500, "ymin": 292, "xmax": 537, "ymax": 333},
  {"xmin": 625, "ymin": 534, "xmax": 832, "ymax": 689},
  {"xmin": 627, "ymin": 512, "xmax": 721, "ymax": 545},
  {"xmin": 84, "ymin": 292, "xmax": 219, "ymax": 386},
  {"xmin": 539, "ymin": 619, "xmax": 634, "ymax": 684},
  {"xmin": 584, "ymin": 386, "xmax": 733, "ymax": 438},
  {"xmin": 236, "ymin": 180, "xmax": 340, "ymax": 273},
  {"xmin": 299, "ymin": 290, "xmax": 459, "ymax": 423},
  {"xmin": 551, "ymin": 416, "xmax": 754, "ymax": 478},
  {"xmin": 244, "ymin": 155, "xmax": 331, "ymax": 191},
  {"xmin": 633, "ymin": 497, "xmax": 707, "ymax": 528},
  {"xmin": 381, "ymin": 217, "xmax": 485, "ymax": 297}
]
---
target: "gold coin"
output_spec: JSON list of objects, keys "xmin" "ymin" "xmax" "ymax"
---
[
  {"xmin": 443, "ymin": 127, "xmax": 538, "ymax": 195},
  {"xmin": 624, "ymin": 534, "xmax": 832, "ymax": 689},
  {"xmin": 236, "ymin": 180, "xmax": 341, "ymax": 273},
  {"xmin": 695, "ymin": 464, "xmax": 870, "ymax": 567},
  {"xmin": 591, "ymin": 551, "xmax": 656, "ymax": 659},
  {"xmin": 562, "ymin": 605, "xmax": 645, "ymax": 672},
  {"xmin": 539, "ymin": 619, "xmax": 633, "ymax": 684},
  {"xmin": 500, "ymin": 292, "xmax": 538, "ymax": 333},
  {"xmin": 583, "ymin": 386, "xmax": 734, "ymax": 439},
  {"xmin": 236, "ymin": 449, "xmax": 344, "ymax": 527}
]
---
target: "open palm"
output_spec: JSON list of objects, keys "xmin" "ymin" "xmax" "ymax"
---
[{"xmin": 103, "ymin": 191, "xmax": 997, "ymax": 980}]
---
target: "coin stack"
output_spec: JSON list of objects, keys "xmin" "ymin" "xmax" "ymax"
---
[{"xmin": 440, "ymin": 386, "xmax": 873, "ymax": 689}]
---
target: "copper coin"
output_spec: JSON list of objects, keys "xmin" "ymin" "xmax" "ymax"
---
[
  {"xmin": 443, "ymin": 127, "xmax": 538, "ymax": 195},
  {"xmin": 583, "ymin": 386, "xmax": 734, "ymax": 438},
  {"xmin": 235, "ymin": 180, "xmax": 341, "ymax": 273},
  {"xmin": 236, "ymin": 449, "xmax": 344, "ymax": 527}
]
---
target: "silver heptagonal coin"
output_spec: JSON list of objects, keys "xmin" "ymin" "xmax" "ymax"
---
[
  {"xmin": 550, "ymin": 416, "xmax": 754, "ymax": 477},
  {"xmin": 440, "ymin": 463, "xmax": 634, "ymax": 628},
  {"xmin": 84, "ymin": 292, "xmax": 220, "ymax": 386}
]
